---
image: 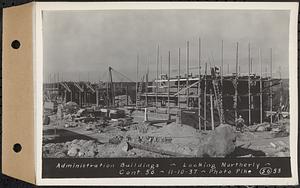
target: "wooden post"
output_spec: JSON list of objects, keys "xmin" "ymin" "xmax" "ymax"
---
[
  {"xmin": 234, "ymin": 42, "xmax": 239, "ymax": 126},
  {"xmin": 270, "ymin": 48, "xmax": 273, "ymax": 124},
  {"xmin": 220, "ymin": 40, "xmax": 224, "ymax": 124},
  {"xmin": 146, "ymin": 60, "xmax": 149, "ymax": 107},
  {"xmin": 210, "ymin": 90, "xmax": 215, "ymax": 130},
  {"xmin": 96, "ymin": 89, "xmax": 99, "ymax": 106},
  {"xmin": 279, "ymin": 66, "xmax": 283, "ymax": 122},
  {"xmin": 136, "ymin": 54, "xmax": 139, "ymax": 108},
  {"xmin": 221, "ymin": 40, "xmax": 224, "ymax": 84},
  {"xmin": 64, "ymin": 90, "xmax": 67, "ymax": 103},
  {"xmin": 248, "ymin": 42, "xmax": 251, "ymax": 126},
  {"xmin": 160, "ymin": 56, "xmax": 163, "ymax": 75},
  {"xmin": 227, "ymin": 64, "xmax": 229, "ymax": 75},
  {"xmin": 79, "ymin": 91, "xmax": 82, "ymax": 107},
  {"xmin": 198, "ymin": 38, "xmax": 202, "ymax": 131},
  {"xmin": 204, "ymin": 62, "xmax": 207, "ymax": 131},
  {"xmin": 178, "ymin": 48, "xmax": 181, "ymax": 109},
  {"xmin": 156, "ymin": 45, "xmax": 159, "ymax": 109},
  {"xmin": 126, "ymin": 84, "xmax": 129, "ymax": 106},
  {"xmin": 259, "ymin": 48, "xmax": 263, "ymax": 123},
  {"xmin": 168, "ymin": 51, "xmax": 171, "ymax": 120},
  {"xmin": 106, "ymin": 82, "xmax": 109, "ymax": 106},
  {"xmin": 70, "ymin": 91, "xmax": 73, "ymax": 102},
  {"xmin": 250, "ymin": 58, "xmax": 253, "ymax": 74},
  {"xmin": 186, "ymin": 41, "xmax": 190, "ymax": 108}
]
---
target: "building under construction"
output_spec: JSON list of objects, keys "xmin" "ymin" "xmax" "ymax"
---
[{"xmin": 43, "ymin": 41, "xmax": 288, "ymax": 131}]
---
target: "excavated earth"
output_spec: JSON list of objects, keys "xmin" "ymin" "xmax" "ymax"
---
[{"xmin": 43, "ymin": 111, "xmax": 290, "ymax": 158}]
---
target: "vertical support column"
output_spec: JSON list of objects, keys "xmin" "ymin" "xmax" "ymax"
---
[
  {"xmin": 270, "ymin": 48, "xmax": 273, "ymax": 124},
  {"xmin": 96, "ymin": 89, "xmax": 99, "ymax": 106},
  {"xmin": 279, "ymin": 66, "xmax": 283, "ymax": 122},
  {"xmin": 156, "ymin": 45, "xmax": 159, "ymax": 109},
  {"xmin": 136, "ymin": 54, "xmax": 139, "ymax": 108},
  {"xmin": 220, "ymin": 40, "xmax": 224, "ymax": 124},
  {"xmin": 227, "ymin": 64, "xmax": 229, "ymax": 75},
  {"xmin": 126, "ymin": 84, "xmax": 129, "ymax": 106},
  {"xmin": 84, "ymin": 89, "xmax": 87, "ymax": 107},
  {"xmin": 210, "ymin": 90, "xmax": 215, "ymax": 130},
  {"xmin": 160, "ymin": 56, "xmax": 163, "ymax": 75},
  {"xmin": 234, "ymin": 42, "xmax": 239, "ymax": 126},
  {"xmin": 204, "ymin": 62, "xmax": 207, "ymax": 131},
  {"xmin": 221, "ymin": 40, "xmax": 224, "ymax": 85},
  {"xmin": 168, "ymin": 51, "xmax": 171, "ymax": 120},
  {"xmin": 106, "ymin": 82, "xmax": 109, "ymax": 106},
  {"xmin": 64, "ymin": 90, "xmax": 67, "ymax": 103},
  {"xmin": 146, "ymin": 60, "xmax": 149, "ymax": 107},
  {"xmin": 186, "ymin": 41, "xmax": 190, "ymax": 108},
  {"xmin": 248, "ymin": 42, "xmax": 251, "ymax": 126},
  {"xmin": 79, "ymin": 91, "xmax": 82, "ymax": 107},
  {"xmin": 198, "ymin": 38, "xmax": 202, "ymax": 131},
  {"xmin": 259, "ymin": 48, "xmax": 263, "ymax": 123},
  {"xmin": 178, "ymin": 48, "xmax": 181, "ymax": 109}
]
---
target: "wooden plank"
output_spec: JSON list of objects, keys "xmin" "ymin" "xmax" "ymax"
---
[{"xmin": 127, "ymin": 142, "xmax": 194, "ymax": 157}]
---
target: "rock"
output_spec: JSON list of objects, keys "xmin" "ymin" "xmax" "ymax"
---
[
  {"xmin": 275, "ymin": 152, "xmax": 287, "ymax": 157},
  {"xmin": 247, "ymin": 122, "xmax": 271, "ymax": 132},
  {"xmin": 78, "ymin": 151, "xmax": 85, "ymax": 157},
  {"xmin": 71, "ymin": 139, "xmax": 79, "ymax": 144},
  {"xmin": 65, "ymin": 141, "xmax": 72, "ymax": 149},
  {"xmin": 121, "ymin": 142, "xmax": 133, "ymax": 152},
  {"xmin": 78, "ymin": 139, "xmax": 87, "ymax": 146},
  {"xmin": 82, "ymin": 140, "xmax": 94, "ymax": 148},
  {"xmin": 197, "ymin": 124, "xmax": 236, "ymax": 157},
  {"xmin": 43, "ymin": 115, "xmax": 50, "ymax": 125},
  {"xmin": 109, "ymin": 135, "xmax": 123, "ymax": 145},
  {"xmin": 54, "ymin": 151, "xmax": 67, "ymax": 158},
  {"xmin": 84, "ymin": 150, "xmax": 96, "ymax": 158},
  {"xmin": 271, "ymin": 127, "xmax": 289, "ymax": 138},
  {"xmin": 256, "ymin": 126, "xmax": 266, "ymax": 132},
  {"xmin": 68, "ymin": 145, "xmax": 80, "ymax": 157}
]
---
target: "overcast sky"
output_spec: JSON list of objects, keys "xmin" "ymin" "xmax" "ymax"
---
[{"xmin": 43, "ymin": 9, "xmax": 290, "ymax": 82}]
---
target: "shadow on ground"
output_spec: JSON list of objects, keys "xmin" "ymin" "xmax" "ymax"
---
[
  {"xmin": 227, "ymin": 146, "xmax": 266, "ymax": 157},
  {"xmin": 43, "ymin": 128, "xmax": 97, "ymax": 144}
]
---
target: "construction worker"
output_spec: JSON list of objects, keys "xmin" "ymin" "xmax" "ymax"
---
[{"xmin": 236, "ymin": 115, "xmax": 245, "ymax": 132}]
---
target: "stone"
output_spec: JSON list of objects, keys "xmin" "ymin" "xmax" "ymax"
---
[
  {"xmin": 256, "ymin": 126, "xmax": 266, "ymax": 132},
  {"xmin": 121, "ymin": 142, "xmax": 133, "ymax": 152},
  {"xmin": 109, "ymin": 136, "xmax": 123, "ymax": 145},
  {"xmin": 54, "ymin": 151, "xmax": 67, "ymax": 158},
  {"xmin": 84, "ymin": 150, "xmax": 96, "ymax": 158},
  {"xmin": 78, "ymin": 151, "xmax": 85, "ymax": 157},
  {"xmin": 78, "ymin": 139, "xmax": 87, "ymax": 146},
  {"xmin": 71, "ymin": 139, "xmax": 79, "ymax": 144},
  {"xmin": 82, "ymin": 140, "xmax": 94, "ymax": 148},
  {"xmin": 197, "ymin": 124, "xmax": 236, "ymax": 157},
  {"xmin": 68, "ymin": 145, "xmax": 80, "ymax": 157}
]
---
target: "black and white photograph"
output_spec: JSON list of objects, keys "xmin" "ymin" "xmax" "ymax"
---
[{"xmin": 36, "ymin": 2, "xmax": 298, "ymax": 185}]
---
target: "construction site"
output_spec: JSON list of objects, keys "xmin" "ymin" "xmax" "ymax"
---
[{"xmin": 42, "ymin": 41, "xmax": 290, "ymax": 158}]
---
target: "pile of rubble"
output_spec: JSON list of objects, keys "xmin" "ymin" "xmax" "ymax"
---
[
  {"xmin": 43, "ymin": 101, "xmax": 290, "ymax": 158},
  {"xmin": 43, "ymin": 139, "xmax": 99, "ymax": 158},
  {"xmin": 246, "ymin": 120, "xmax": 289, "ymax": 138},
  {"xmin": 43, "ymin": 123, "xmax": 240, "ymax": 158},
  {"xmin": 197, "ymin": 124, "xmax": 236, "ymax": 157}
]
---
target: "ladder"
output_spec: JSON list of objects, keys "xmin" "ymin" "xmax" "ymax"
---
[
  {"xmin": 211, "ymin": 67, "xmax": 225, "ymax": 124},
  {"xmin": 136, "ymin": 76, "xmax": 145, "ymax": 107}
]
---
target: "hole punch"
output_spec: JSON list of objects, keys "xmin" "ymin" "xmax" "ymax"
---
[
  {"xmin": 13, "ymin": 143, "xmax": 22, "ymax": 153},
  {"xmin": 11, "ymin": 40, "xmax": 21, "ymax": 49}
]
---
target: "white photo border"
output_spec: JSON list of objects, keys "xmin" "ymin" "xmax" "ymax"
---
[{"xmin": 34, "ymin": 2, "xmax": 299, "ymax": 186}]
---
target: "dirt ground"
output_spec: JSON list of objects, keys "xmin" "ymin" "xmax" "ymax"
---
[{"xmin": 43, "ymin": 110, "xmax": 290, "ymax": 158}]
